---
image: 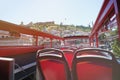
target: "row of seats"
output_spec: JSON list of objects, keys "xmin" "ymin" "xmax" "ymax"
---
[{"xmin": 36, "ymin": 48, "xmax": 119, "ymax": 80}]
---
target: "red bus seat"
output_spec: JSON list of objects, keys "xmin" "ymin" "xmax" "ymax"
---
[
  {"xmin": 75, "ymin": 59, "xmax": 112, "ymax": 80},
  {"xmin": 37, "ymin": 48, "xmax": 71, "ymax": 80},
  {"xmin": 72, "ymin": 48, "xmax": 118, "ymax": 80}
]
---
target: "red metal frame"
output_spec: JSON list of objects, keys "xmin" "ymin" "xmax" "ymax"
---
[
  {"xmin": 0, "ymin": 20, "xmax": 63, "ymax": 56},
  {"xmin": 0, "ymin": 46, "xmax": 43, "ymax": 56},
  {"xmin": 0, "ymin": 20, "xmax": 63, "ymax": 47},
  {"xmin": 91, "ymin": 0, "xmax": 114, "ymax": 36},
  {"xmin": 95, "ymin": 33, "xmax": 99, "ymax": 47},
  {"xmin": 90, "ymin": 0, "xmax": 120, "ymax": 47},
  {"xmin": 1, "ymin": 0, "xmax": 120, "ymax": 49},
  {"xmin": 0, "ymin": 20, "xmax": 63, "ymax": 41}
]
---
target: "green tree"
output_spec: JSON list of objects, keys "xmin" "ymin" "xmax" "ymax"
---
[
  {"xmin": 98, "ymin": 33, "xmax": 106, "ymax": 41},
  {"xmin": 112, "ymin": 39, "xmax": 120, "ymax": 57}
]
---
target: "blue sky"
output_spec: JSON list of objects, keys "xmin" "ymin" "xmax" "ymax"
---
[{"xmin": 0, "ymin": 0, "xmax": 103, "ymax": 26}]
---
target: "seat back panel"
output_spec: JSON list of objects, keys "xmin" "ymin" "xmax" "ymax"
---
[
  {"xmin": 39, "ymin": 59, "xmax": 66, "ymax": 80},
  {"xmin": 76, "ymin": 61, "xmax": 112, "ymax": 80}
]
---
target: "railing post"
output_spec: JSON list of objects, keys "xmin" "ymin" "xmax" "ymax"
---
[
  {"xmin": 92, "ymin": 37, "xmax": 94, "ymax": 47},
  {"xmin": 95, "ymin": 33, "xmax": 99, "ymax": 48},
  {"xmin": 89, "ymin": 37, "xmax": 91, "ymax": 46},
  {"xmin": 50, "ymin": 39, "xmax": 52, "ymax": 48},
  {"xmin": 35, "ymin": 36, "xmax": 38, "ymax": 46},
  {"xmin": 93, "ymin": 36, "xmax": 95, "ymax": 47},
  {"xmin": 63, "ymin": 39, "xmax": 65, "ymax": 45}
]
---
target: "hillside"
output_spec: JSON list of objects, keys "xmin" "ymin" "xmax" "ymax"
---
[{"xmin": 25, "ymin": 21, "xmax": 92, "ymax": 37}]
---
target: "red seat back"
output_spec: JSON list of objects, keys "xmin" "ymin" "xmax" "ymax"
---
[
  {"xmin": 72, "ymin": 48, "xmax": 116, "ymax": 80},
  {"xmin": 37, "ymin": 48, "xmax": 71, "ymax": 80},
  {"xmin": 39, "ymin": 59, "xmax": 66, "ymax": 80},
  {"xmin": 76, "ymin": 60, "xmax": 112, "ymax": 80}
]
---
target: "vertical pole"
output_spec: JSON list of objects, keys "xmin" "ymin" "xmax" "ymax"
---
[
  {"xmin": 96, "ymin": 33, "xmax": 99, "ymax": 47},
  {"xmin": 91, "ymin": 36, "xmax": 94, "ymax": 47},
  {"xmin": 89, "ymin": 37, "xmax": 91, "ymax": 46},
  {"xmin": 93, "ymin": 35, "xmax": 95, "ymax": 47},
  {"xmin": 42, "ymin": 37, "xmax": 45, "ymax": 48},
  {"xmin": 63, "ymin": 39, "xmax": 65, "ymax": 45},
  {"xmin": 59, "ymin": 40, "xmax": 61, "ymax": 46},
  {"xmin": 36, "ymin": 36, "xmax": 38, "ymax": 46},
  {"xmin": 50, "ymin": 39, "xmax": 52, "ymax": 48},
  {"xmin": 113, "ymin": 0, "xmax": 120, "ymax": 40},
  {"xmin": 34, "ymin": 36, "xmax": 38, "ymax": 46},
  {"xmin": 90, "ymin": 37, "xmax": 92, "ymax": 47}
]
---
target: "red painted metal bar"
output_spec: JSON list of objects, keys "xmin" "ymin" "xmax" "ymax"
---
[
  {"xmin": 113, "ymin": 0, "xmax": 120, "ymax": 40},
  {"xmin": 93, "ymin": 36, "xmax": 95, "ymax": 47},
  {"xmin": 92, "ymin": 37, "xmax": 94, "ymax": 47},
  {"xmin": 35, "ymin": 36, "xmax": 38, "ymax": 46},
  {"xmin": 95, "ymin": 33, "xmax": 99, "ymax": 47},
  {"xmin": 91, "ymin": 0, "xmax": 114, "ymax": 37},
  {"xmin": 89, "ymin": 38, "xmax": 91, "ymax": 46},
  {"xmin": 0, "ymin": 20, "xmax": 63, "ymax": 40},
  {"xmin": 89, "ymin": 37, "xmax": 92, "ymax": 47},
  {"xmin": 91, "ymin": 0, "xmax": 120, "ymax": 41},
  {"xmin": 91, "ymin": 37, "xmax": 94, "ymax": 47},
  {"xmin": 90, "ymin": 0, "xmax": 120, "ymax": 47},
  {"xmin": 0, "ymin": 46, "xmax": 44, "ymax": 57},
  {"xmin": 50, "ymin": 39, "xmax": 52, "ymax": 48},
  {"xmin": 98, "ymin": 0, "xmax": 113, "ymax": 23}
]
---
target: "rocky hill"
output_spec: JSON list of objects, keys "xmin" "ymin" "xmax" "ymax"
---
[{"xmin": 24, "ymin": 21, "xmax": 92, "ymax": 37}]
